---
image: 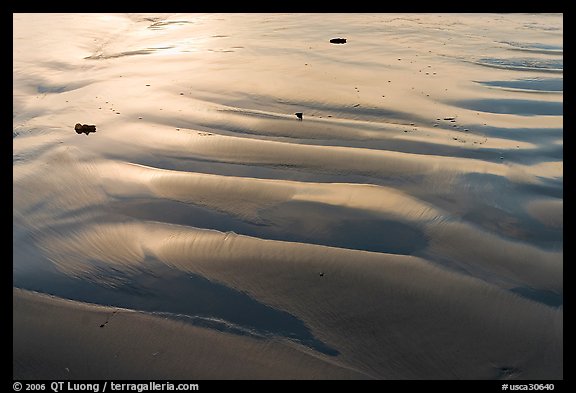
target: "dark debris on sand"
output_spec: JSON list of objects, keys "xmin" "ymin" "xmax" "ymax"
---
[
  {"xmin": 75, "ymin": 123, "xmax": 96, "ymax": 135},
  {"xmin": 330, "ymin": 38, "xmax": 347, "ymax": 44}
]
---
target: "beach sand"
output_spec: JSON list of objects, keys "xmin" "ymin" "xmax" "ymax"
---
[
  {"xmin": 13, "ymin": 13, "xmax": 562, "ymax": 379},
  {"xmin": 13, "ymin": 288, "xmax": 369, "ymax": 379}
]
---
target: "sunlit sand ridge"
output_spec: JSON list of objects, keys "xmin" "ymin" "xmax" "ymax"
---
[{"xmin": 13, "ymin": 13, "xmax": 562, "ymax": 379}]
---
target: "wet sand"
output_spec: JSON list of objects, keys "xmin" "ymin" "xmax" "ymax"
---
[
  {"xmin": 13, "ymin": 288, "xmax": 369, "ymax": 379},
  {"xmin": 13, "ymin": 13, "xmax": 562, "ymax": 379},
  {"xmin": 13, "ymin": 290, "xmax": 369, "ymax": 380}
]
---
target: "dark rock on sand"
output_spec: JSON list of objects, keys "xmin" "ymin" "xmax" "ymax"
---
[
  {"xmin": 75, "ymin": 123, "xmax": 96, "ymax": 135},
  {"xmin": 330, "ymin": 38, "xmax": 347, "ymax": 44},
  {"xmin": 295, "ymin": 112, "xmax": 303, "ymax": 120}
]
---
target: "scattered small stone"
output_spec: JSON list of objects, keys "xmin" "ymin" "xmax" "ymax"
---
[
  {"xmin": 330, "ymin": 38, "xmax": 347, "ymax": 44},
  {"xmin": 319, "ymin": 272, "xmax": 325, "ymax": 277},
  {"xmin": 138, "ymin": 117, "xmax": 142, "ymax": 119},
  {"xmin": 353, "ymin": 104, "xmax": 360, "ymax": 108},
  {"xmin": 116, "ymin": 112, "xmax": 120, "ymax": 115},
  {"xmin": 295, "ymin": 112, "xmax": 303, "ymax": 120},
  {"xmin": 145, "ymin": 84, "xmax": 150, "ymax": 87},
  {"xmin": 75, "ymin": 123, "xmax": 96, "ymax": 135},
  {"xmin": 180, "ymin": 92, "xmax": 184, "ymax": 95},
  {"xmin": 443, "ymin": 117, "xmax": 455, "ymax": 121},
  {"xmin": 497, "ymin": 366, "xmax": 518, "ymax": 378}
]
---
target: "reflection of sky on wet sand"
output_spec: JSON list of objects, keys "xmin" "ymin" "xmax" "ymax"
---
[{"xmin": 13, "ymin": 13, "xmax": 562, "ymax": 378}]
